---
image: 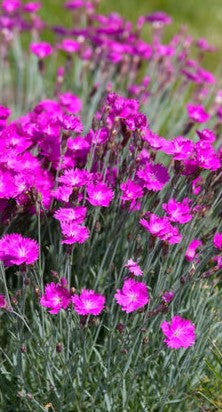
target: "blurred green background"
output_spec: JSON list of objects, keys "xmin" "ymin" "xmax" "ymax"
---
[{"xmin": 40, "ymin": 0, "xmax": 222, "ymax": 69}]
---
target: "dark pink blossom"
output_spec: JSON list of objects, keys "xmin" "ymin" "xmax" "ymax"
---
[
  {"xmin": 120, "ymin": 180, "xmax": 143, "ymax": 202},
  {"xmin": 58, "ymin": 168, "xmax": 90, "ymax": 188},
  {"xmin": 87, "ymin": 182, "xmax": 114, "ymax": 207},
  {"xmin": 23, "ymin": 2, "xmax": 41, "ymax": 13},
  {"xmin": 30, "ymin": 42, "xmax": 53, "ymax": 59},
  {"xmin": 185, "ymin": 239, "xmax": 202, "ymax": 261},
  {"xmin": 0, "ymin": 105, "xmax": 11, "ymax": 120},
  {"xmin": 137, "ymin": 163, "xmax": 169, "ymax": 191},
  {"xmin": 54, "ymin": 206, "xmax": 87, "ymax": 224},
  {"xmin": 140, "ymin": 214, "xmax": 182, "ymax": 244},
  {"xmin": 0, "ymin": 294, "xmax": 7, "ymax": 309},
  {"xmin": 0, "ymin": 234, "xmax": 39, "ymax": 267},
  {"xmin": 2, "ymin": 0, "xmax": 21, "ymax": 13},
  {"xmin": 162, "ymin": 291, "xmax": 175, "ymax": 304},
  {"xmin": 114, "ymin": 278, "xmax": 149, "ymax": 313},
  {"xmin": 213, "ymin": 233, "xmax": 222, "ymax": 250},
  {"xmin": 40, "ymin": 278, "xmax": 71, "ymax": 314},
  {"xmin": 162, "ymin": 198, "xmax": 192, "ymax": 224},
  {"xmin": 60, "ymin": 222, "xmax": 90, "ymax": 244},
  {"xmin": 59, "ymin": 92, "xmax": 82, "ymax": 113},
  {"xmin": 161, "ymin": 315, "xmax": 195, "ymax": 349},
  {"xmin": 124, "ymin": 259, "xmax": 143, "ymax": 276},
  {"xmin": 187, "ymin": 103, "xmax": 210, "ymax": 123},
  {"xmin": 72, "ymin": 289, "xmax": 105, "ymax": 315},
  {"xmin": 196, "ymin": 129, "xmax": 216, "ymax": 143},
  {"xmin": 58, "ymin": 38, "xmax": 80, "ymax": 54}
]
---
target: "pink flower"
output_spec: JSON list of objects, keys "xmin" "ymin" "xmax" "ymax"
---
[
  {"xmin": 124, "ymin": 259, "xmax": 143, "ymax": 276},
  {"xmin": 0, "ymin": 105, "xmax": 11, "ymax": 120},
  {"xmin": 2, "ymin": 0, "xmax": 21, "ymax": 13},
  {"xmin": 185, "ymin": 239, "xmax": 202, "ymax": 261},
  {"xmin": 114, "ymin": 278, "xmax": 149, "ymax": 313},
  {"xmin": 0, "ymin": 294, "xmax": 7, "ymax": 309},
  {"xmin": 58, "ymin": 38, "xmax": 80, "ymax": 53},
  {"xmin": 0, "ymin": 234, "xmax": 39, "ymax": 267},
  {"xmin": 54, "ymin": 206, "xmax": 87, "ymax": 224},
  {"xmin": 187, "ymin": 103, "xmax": 210, "ymax": 123},
  {"xmin": 213, "ymin": 233, "xmax": 222, "ymax": 250},
  {"xmin": 72, "ymin": 289, "xmax": 105, "ymax": 315},
  {"xmin": 120, "ymin": 180, "xmax": 143, "ymax": 202},
  {"xmin": 196, "ymin": 129, "xmax": 216, "ymax": 143},
  {"xmin": 30, "ymin": 42, "xmax": 53, "ymax": 59},
  {"xmin": 40, "ymin": 278, "xmax": 71, "ymax": 314},
  {"xmin": 137, "ymin": 163, "xmax": 169, "ymax": 191},
  {"xmin": 192, "ymin": 177, "xmax": 202, "ymax": 195},
  {"xmin": 162, "ymin": 291, "xmax": 175, "ymax": 304},
  {"xmin": 23, "ymin": 2, "xmax": 41, "ymax": 13},
  {"xmin": 58, "ymin": 168, "xmax": 90, "ymax": 188},
  {"xmin": 86, "ymin": 182, "xmax": 114, "ymax": 207},
  {"xmin": 161, "ymin": 315, "xmax": 195, "ymax": 349},
  {"xmin": 60, "ymin": 222, "xmax": 90, "ymax": 244},
  {"xmin": 140, "ymin": 214, "xmax": 182, "ymax": 244},
  {"xmin": 59, "ymin": 92, "xmax": 82, "ymax": 113},
  {"xmin": 162, "ymin": 198, "xmax": 192, "ymax": 224}
]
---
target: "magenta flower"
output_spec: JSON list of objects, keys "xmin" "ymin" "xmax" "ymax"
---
[
  {"xmin": 30, "ymin": 42, "xmax": 53, "ymax": 59},
  {"xmin": 185, "ymin": 239, "xmax": 202, "ymax": 261},
  {"xmin": 0, "ymin": 294, "xmax": 7, "ymax": 309},
  {"xmin": 120, "ymin": 180, "xmax": 143, "ymax": 202},
  {"xmin": 59, "ymin": 92, "xmax": 82, "ymax": 113},
  {"xmin": 196, "ymin": 129, "xmax": 216, "ymax": 143},
  {"xmin": 0, "ymin": 105, "xmax": 11, "ymax": 120},
  {"xmin": 114, "ymin": 278, "xmax": 149, "ymax": 313},
  {"xmin": 137, "ymin": 163, "xmax": 169, "ymax": 191},
  {"xmin": 23, "ymin": 2, "xmax": 41, "ymax": 13},
  {"xmin": 161, "ymin": 291, "xmax": 175, "ymax": 304},
  {"xmin": 54, "ymin": 206, "xmax": 87, "ymax": 224},
  {"xmin": 124, "ymin": 259, "xmax": 143, "ymax": 276},
  {"xmin": 145, "ymin": 11, "xmax": 172, "ymax": 26},
  {"xmin": 140, "ymin": 214, "xmax": 182, "ymax": 244},
  {"xmin": 72, "ymin": 289, "xmax": 105, "ymax": 315},
  {"xmin": 58, "ymin": 168, "xmax": 90, "ymax": 188},
  {"xmin": 58, "ymin": 38, "xmax": 80, "ymax": 54},
  {"xmin": 162, "ymin": 198, "xmax": 192, "ymax": 224},
  {"xmin": 161, "ymin": 315, "xmax": 196, "ymax": 349},
  {"xmin": 60, "ymin": 222, "xmax": 90, "ymax": 244},
  {"xmin": 40, "ymin": 278, "xmax": 71, "ymax": 314},
  {"xmin": 0, "ymin": 234, "xmax": 39, "ymax": 267},
  {"xmin": 86, "ymin": 182, "xmax": 114, "ymax": 207},
  {"xmin": 213, "ymin": 233, "xmax": 222, "ymax": 250},
  {"xmin": 187, "ymin": 103, "xmax": 210, "ymax": 123},
  {"xmin": 2, "ymin": 0, "xmax": 21, "ymax": 13},
  {"xmin": 192, "ymin": 176, "xmax": 202, "ymax": 195}
]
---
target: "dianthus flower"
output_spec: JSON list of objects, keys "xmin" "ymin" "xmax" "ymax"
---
[
  {"xmin": 60, "ymin": 221, "xmax": 90, "ymax": 244},
  {"xmin": 86, "ymin": 182, "xmax": 114, "ymax": 207},
  {"xmin": 114, "ymin": 278, "xmax": 149, "ymax": 313},
  {"xmin": 0, "ymin": 234, "xmax": 39, "ymax": 267},
  {"xmin": 140, "ymin": 213, "xmax": 182, "ymax": 244},
  {"xmin": 23, "ymin": 2, "xmax": 41, "ymax": 13},
  {"xmin": 58, "ymin": 114, "xmax": 83, "ymax": 132},
  {"xmin": 162, "ymin": 198, "xmax": 192, "ymax": 224},
  {"xmin": 59, "ymin": 92, "xmax": 82, "ymax": 113},
  {"xmin": 163, "ymin": 136, "xmax": 194, "ymax": 160},
  {"xmin": 120, "ymin": 180, "xmax": 143, "ymax": 202},
  {"xmin": 0, "ymin": 105, "xmax": 11, "ymax": 120},
  {"xmin": 2, "ymin": 0, "xmax": 21, "ymax": 12},
  {"xmin": 213, "ymin": 233, "xmax": 222, "ymax": 250},
  {"xmin": 58, "ymin": 168, "xmax": 90, "ymax": 187},
  {"xmin": 72, "ymin": 289, "xmax": 105, "ymax": 315},
  {"xmin": 187, "ymin": 103, "xmax": 210, "ymax": 123},
  {"xmin": 185, "ymin": 239, "xmax": 202, "ymax": 261},
  {"xmin": 137, "ymin": 163, "xmax": 169, "ymax": 191},
  {"xmin": 0, "ymin": 294, "xmax": 7, "ymax": 309},
  {"xmin": 124, "ymin": 259, "xmax": 143, "ymax": 276},
  {"xmin": 161, "ymin": 315, "xmax": 195, "ymax": 349},
  {"xmin": 196, "ymin": 129, "xmax": 216, "ymax": 143},
  {"xmin": 145, "ymin": 11, "xmax": 172, "ymax": 26},
  {"xmin": 40, "ymin": 278, "xmax": 71, "ymax": 314},
  {"xmin": 58, "ymin": 38, "xmax": 80, "ymax": 53},
  {"xmin": 161, "ymin": 291, "xmax": 175, "ymax": 304},
  {"xmin": 30, "ymin": 42, "xmax": 53, "ymax": 59},
  {"xmin": 54, "ymin": 206, "xmax": 87, "ymax": 224}
]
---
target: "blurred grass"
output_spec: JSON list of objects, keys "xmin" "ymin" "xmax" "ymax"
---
[{"xmin": 40, "ymin": 0, "xmax": 222, "ymax": 69}]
